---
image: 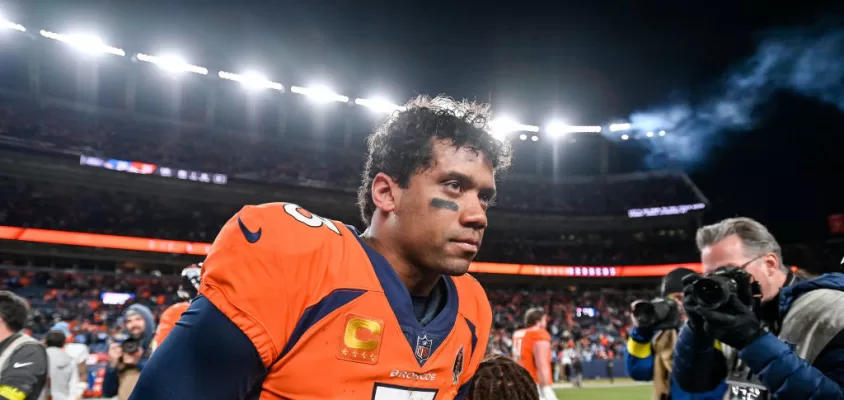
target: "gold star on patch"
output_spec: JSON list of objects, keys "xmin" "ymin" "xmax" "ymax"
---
[
  {"xmin": 341, "ymin": 349, "xmax": 348, "ymax": 356},
  {"xmin": 352, "ymin": 350, "xmax": 358, "ymax": 358}
]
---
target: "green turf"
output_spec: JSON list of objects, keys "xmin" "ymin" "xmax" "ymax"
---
[{"xmin": 554, "ymin": 380, "xmax": 652, "ymax": 400}]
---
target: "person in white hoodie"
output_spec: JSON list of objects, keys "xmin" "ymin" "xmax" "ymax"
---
[
  {"xmin": 40, "ymin": 330, "xmax": 81, "ymax": 400},
  {"xmin": 48, "ymin": 322, "xmax": 88, "ymax": 395}
]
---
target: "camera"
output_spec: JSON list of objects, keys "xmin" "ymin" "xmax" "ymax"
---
[
  {"xmin": 121, "ymin": 337, "xmax": 141, "ymax": 354},
  {"xmin": 632, "ymin": 297, "xmax": 682, "ymax": 330},
  {"xmin": 690, "ymin": 266, "xmax": 761, "ymax": 310}
]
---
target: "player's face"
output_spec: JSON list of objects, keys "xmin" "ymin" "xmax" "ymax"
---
[
  {"xmin": 396, "ymin": 139, "xmax": 496, "ymax": 276},
  {"xmin": 539, "ymin": 315, "xmax": 549, "ymax": 329},
  {"xmin": 700, "ymin": 234, "xmax": 782, "ymax": 302}
]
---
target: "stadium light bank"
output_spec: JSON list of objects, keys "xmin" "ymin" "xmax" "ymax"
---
[{"xmin": 5, "ymin": 18, "xmax": 674, "ymax": 142}]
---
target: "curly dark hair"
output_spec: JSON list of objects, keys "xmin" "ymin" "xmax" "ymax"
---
[
  {"xmin": 0, "ymin": 290, "xmax": 30, "ymax": 332},
  {"xmin": 357, "ymin": 95, "xmax": 513, "ymax": 225},
  {"xmin": 469, "ymin": 356, "xmax": 540, "ymax": 400}
]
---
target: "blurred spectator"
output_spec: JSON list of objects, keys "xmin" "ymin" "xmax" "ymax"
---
[
  {"xmin": 42, "ymin": 329, "xmax": 82, "ymax": 400},
  {"xmin": 101, "ymin": 304, "xmax": 155, "ymax": 400}
]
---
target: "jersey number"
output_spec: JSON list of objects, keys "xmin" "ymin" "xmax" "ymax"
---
[
  {"xmin": 512, "ymin": 331, "xmax": 525, "ymax": 361},
  {"xmin": 372, "ymin": 383, "xmax": 437, "ymax": 400},
  {"xmin": 283, "ymin": 203, "xmax": 341, "ymax": 235}
]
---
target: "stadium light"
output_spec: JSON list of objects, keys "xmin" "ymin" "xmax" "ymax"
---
[
  {"xmin": 290, "ymin": 85, "xmax": 349, "ymax": 103},
  {"xmin": 39, "ymin": 30, "xmax": 125, "ymax": 57},
  {"xmin": 519, "ymin": 134, "xmax": 527, "ymax": 140},
  {"xmin": 136, "ymin": 53, "xmax": 208, "ymax": 75},
  {"xmin": 1, "ymin": 18, "xmax": 26, "ymax": 32},
  {"xmin": 569, "ymin": 125, "xmax": 602, "ymax": 133},
  {"xmin": 354, "ymin": 97, "xmax": 404, "ymax": 113},
  {"xmin": 621, "ymin": 134, "xmax": 630, "ymax": 140},
  {"xmin": 659, "ymin": 130, "xmax": 666, "ymax": 136},
  {"xmin": 218, "ymin": 71, "xmax": 283, "ymax": 91},
  {"xmin": 646, "ymin": 131, "xmax": 654, "ymax": 138},
  {"xmin": 609, "ymin": 123, "xmax": 632, "ymax": 132},
  {"xmin": 490, "ymin": 117, "xmax": 539, "ymax": 135},
  {"xmin": 546, "ymin": 121, "xmax": 602, "ymax": 136},
  {"xmin": 531, "ymin": 135, "xmax": 539, "ymax": 142},
  {"xmin": 545, "ymin": 121, "xmax": 569, "ymax": 138}
]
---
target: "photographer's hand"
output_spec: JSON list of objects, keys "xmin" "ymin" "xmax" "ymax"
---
[
  {"xmin": 696, "ymin": 294, "xmax": 764, "ymax": 350},
  {"xmin": 681, "ymin": 275, "xmax": 710, "ymax": 342},
  {"xmin": 121, "ymin": 348, "xmax": 145, "ymax": 367},
  {"xmin": 107, "ymin": 342, "xmax": 122, "ymax": 368}
]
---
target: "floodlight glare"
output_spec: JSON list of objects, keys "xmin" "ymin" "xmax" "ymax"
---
[
  {"xmin": 609, "ymin": 123, "xmax": 632, "ymax": 132},
  {"xmin": 0, "ymin": 18, "xmax": 26, "ymax": 32},
  {"xmin": 136, "ymin": 53, "xmax": 208, "ymax": 75},
  {"xmin": 40, "ymin": 30, "xmax": 125, "ymax": 56},
  {"xmin": 290, "ymin": 85, "xmax": 349, "ymax": 103},
  {"xmin": 355, "ymin": 97, "xmax": 403, "ymax": 113}
]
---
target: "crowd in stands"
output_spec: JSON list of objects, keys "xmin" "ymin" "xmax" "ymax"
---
[
  {"xmin": 1, "ymin": 267, "xmax": 638, "ymax": 364},
  {"xmin": 486, "ymin": 287, "xmax": 641, "ymax": 363},
  {"xmin": 0, "ymin": 176, "xmax": 700, "ymax": 266},
  {"xmin": 1, "ymin": 268, "xmax": 180, "ymax": 353},
  {"xmin": 0, "ymin": 95, "xmax": 703, "ymax": 216}
]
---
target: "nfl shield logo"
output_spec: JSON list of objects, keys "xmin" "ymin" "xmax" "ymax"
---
[{"xmin": 415, "ymin": 334, "xmax": 433, "ymax": 362}]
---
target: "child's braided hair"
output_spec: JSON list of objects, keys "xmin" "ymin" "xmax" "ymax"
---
[{"xmin": 468, "ymin": 355, "xmax": 541, "ymax": 400}]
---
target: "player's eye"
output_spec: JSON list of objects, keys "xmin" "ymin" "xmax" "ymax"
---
[{"xmin": 444, "ymin": 181, "xmax": 462, "ymax": 193}]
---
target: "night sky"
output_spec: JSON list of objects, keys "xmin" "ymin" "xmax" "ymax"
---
[{"xmin": 4, "ymin": 0, "xmax": 843, "ymax": 240}]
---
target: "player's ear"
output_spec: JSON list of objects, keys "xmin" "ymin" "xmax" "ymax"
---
[{"xmin": 371, "ymin": 172, "xmax": 399, "ymax": 213}]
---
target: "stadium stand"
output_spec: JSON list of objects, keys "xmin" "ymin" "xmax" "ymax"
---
[{"xmin": 6, "ymin": 30, "xmax": 840, "ymax": 398}]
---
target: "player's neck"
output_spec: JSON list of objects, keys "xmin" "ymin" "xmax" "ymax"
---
[
  {"xmin": 360, "ymin": 229, "xmax": 440, "ymax": 297},
  {"xmin": 0, "ymin": 326, "xmax": 14, "ymax": 343}
]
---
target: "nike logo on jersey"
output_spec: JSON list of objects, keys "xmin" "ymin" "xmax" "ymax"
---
[
  {"xmin": 238, "ymin": 217, "xmax": 262, "ymax": 243},
  {"xmin": 13, "ymin": 362, "xmax": 32, "ymax": 368}
]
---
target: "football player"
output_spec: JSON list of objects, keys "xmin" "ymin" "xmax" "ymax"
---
[
  {"xmin": 513, "ymin": 308, "xmax": 557, "ymax": 400},
  {"xmin": 132, "ymin": 96, "xmax": 512, "ymax": 399},
  {"xmin": 150, "ymin": 264, "xmax": 202, "ymax": 352}
]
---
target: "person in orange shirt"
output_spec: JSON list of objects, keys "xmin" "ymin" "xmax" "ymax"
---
[
  {"xmin": 150, "ymin": 264, "xmax": 201, "ymax": 352},
  {"xmin": 131, "ymin": 96, "xmax": 513, "ymax": 400},
  {"xmin": 513, "ymin": 308, "xmax": 557, "ymax": 400}
]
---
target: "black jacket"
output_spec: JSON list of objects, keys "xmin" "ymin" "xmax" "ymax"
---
[{"xmin": 0, "ymin": 332, "xmax": 48, "ymax": 400}]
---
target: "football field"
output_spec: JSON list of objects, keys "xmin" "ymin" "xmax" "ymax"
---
[{"xmin": 554, "ymin": 379, "xmax": 652, "ymax": 400}]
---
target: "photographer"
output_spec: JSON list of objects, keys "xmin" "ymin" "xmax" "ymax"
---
[
  {"xmin": 0, "ymin": 291, "xmax": 47, "ymax": 400},
  {"xmin": 673, "ymin": 217, "xmax": 844, "ymax": 399},
  {"xmin": 102, "ymin": 304, "xmax": 156, "ymax": 400},
  {"xmin": 625, "ymin": 267, "xmax": 727, "ymax": 400}
]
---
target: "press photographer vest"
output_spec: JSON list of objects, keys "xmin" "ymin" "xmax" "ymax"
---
[
  {"xmin": 720, "ymin": 288, "xmax": 844, "ymax": 400},
  {"xmin": 0, "ymin": 332, "xmax": 39, "ymax": 382}
]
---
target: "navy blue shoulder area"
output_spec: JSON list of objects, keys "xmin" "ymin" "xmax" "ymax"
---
[{"xmin": 130, "ymin": 296, "xmax": 267, "ymax": 400}]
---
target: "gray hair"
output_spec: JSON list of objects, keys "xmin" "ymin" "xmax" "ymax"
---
[{"xmin": 695, "ymin": 217, "xmax": 786, "ymax": 271}]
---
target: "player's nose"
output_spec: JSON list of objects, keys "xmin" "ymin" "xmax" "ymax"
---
[{"xmin": 459, "ymin": 197, "xmax": 487, "ymax": 230}]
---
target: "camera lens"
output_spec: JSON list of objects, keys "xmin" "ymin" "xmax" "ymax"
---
[
  {"xmin": 633, "ymin": 302, "xmax": 657, "ymax": 327},
  {"xmin": 122, "ymin": 339, "xmax": 140, "ymax": 354},
  {"xmin": 693, "ymin": 277, "xmax": 734, "ymax": 309}
]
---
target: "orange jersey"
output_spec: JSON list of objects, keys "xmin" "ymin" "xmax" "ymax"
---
[
  {"xmin": 512, "ymin": 327, "xmax": 551, "ymax": 383},
  {"xmin": 200, "ymin": 202, "xmax": 492, "ymax": 399},
  {"xmin": 152, "ymin": 301, "xmax": 190, "ymax": 351}
]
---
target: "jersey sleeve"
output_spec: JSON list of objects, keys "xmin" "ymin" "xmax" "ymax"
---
[
  {"xmin": 130, "ymin": 296, "xmax": 266, "ymax": 400},
  {"xmin": 199, "ymin": 203, "xmax": 334, "ymax": 367},
  {"xmin": 456, "ymin": 274, "xmax": 493, "ymax": 386},
  {"xmin": 537, "ymin": 329, "xmax": 552, "ymax": 342}
]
